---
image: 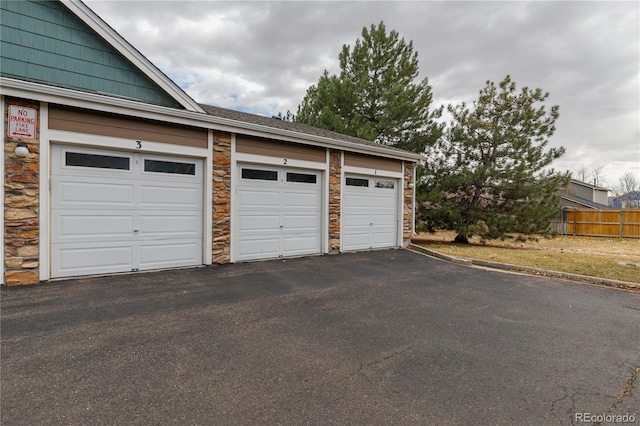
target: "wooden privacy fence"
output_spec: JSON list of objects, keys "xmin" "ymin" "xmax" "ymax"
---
[{"xmin": 557, "ymin": 209, "xmax": 640, "ymax": 238}]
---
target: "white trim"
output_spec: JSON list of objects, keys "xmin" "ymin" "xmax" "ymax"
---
[
  {"xmin": 1, "ymin": 96, "xmax": 4, "ymax": 284},
  {"xmin": 339, "ymin": 151, "xmax": 345, "ymax": 253},
  {"xmin": 1, "ymin": 79, "xmax": 209, "ymax": 129},
  {"xmin": 1, "ymin": 79, "xmax": 424, "ymax": 163},
  {"xmin": 412, "ymin": 164, "xmax": 417, "ymax": 235},
  {"xmin": 204, "ymin": 130, "xmax": 214, "ymax": 265},
  {"xmin": 323, "ymin": 149, "xmax": 330, "ymax": 254},
  {"xmin": 229, "ymin": 134, "xmax": 237, "ymax": 263},
  {"xmin": 61, "ymin": 0, "xmax": 204, "ymax": 113},
  {"xmin": 47, "ymin": 130, "xmax": 208, "ymax": 158},
  {"xmin": 342, "ymin": 165, "xmax": 404, "ymax": 179},
  {"xmin": 399, "ymin": 162, "xmax": 405, "ymax": 247},
  {"xmin": 39, "ymin": 103, "xmax": 51, "ymax": 281},
  {"xmin": 234, "ymin": 152, "xmax": 327, "ymax": 171}
]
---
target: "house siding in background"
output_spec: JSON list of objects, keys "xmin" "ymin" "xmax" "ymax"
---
[{"xmin": 565, "ymin": 180, "xmax": 610, "ymax": 207}]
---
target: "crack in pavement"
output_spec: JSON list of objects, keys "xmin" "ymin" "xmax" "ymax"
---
[
  {"xmin": 356, "ymin": 344, "xmax": 417, "ymax": 399},
  {"xmin": 602, "ymin": 366, "xmax": 640, "ymax": 418},
  {"xmin": 558, "ymin": 366, "xmax": 640, "ymax": 425},
  {"xmin": 551, "ymin": 385, "xmax": 571, "ymax": 424},
  {"xmin": 357, "ymin": 344, "xmax": 416, "ymax": 375}
]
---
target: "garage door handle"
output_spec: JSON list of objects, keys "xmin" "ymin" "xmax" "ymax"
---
[{"xmin": 133, "ymin": 229, "xmax": 140, "ymax": 233}]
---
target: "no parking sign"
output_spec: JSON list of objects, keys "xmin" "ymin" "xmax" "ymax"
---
[{"xmin": 8, "ymin": 105, "xmax": 37, "ymax": 140}]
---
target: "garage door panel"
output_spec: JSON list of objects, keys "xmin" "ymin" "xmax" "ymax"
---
[
  {"xmin": 342, "ymin": 233, "xmax": 370, "ymax": 250},
  {"xmin": 237, "ymin": 213, "xmax": 280, "ymax": 232},
  {"xmin": 55, "ymin": 180, "xmax": 134, "ymax": 208},
  {"xmin": 343, "ymin": 212, "xmax": 370, "ymax": 227},
  {"xmin": 283, "ymin": 191, "xmax": 320, "ymax": 208},
  {"xmin": 236, "ymin": 238, "xmax": 280, "ymax": 260},
  {"xmin": 371, "ymin": 231, "xmax": 396, "ymax": 247},
  {"xmin": 52, "ymin": 213, "xmax": 134, "ymax": 242},
  {"xmin": 372, "ymin": 195, "xmax": 396, "ymax": 208},
  {"xmin": 139, "ymin": 185, "xmax": 201, "ymax": 208},
  {"xmin": 139, "ymin": 241, "xmax": 201, "ymax": 269},
  {"xmin": 238, "ymin": 189, "xmax": 281, "ymax": 208},
  {"xmin": 52, "ymin": 244, "xmax": 133, "ymax": 277},
  {"xmin": 344, "ymin": 193, "xmax": 370, "ymax": 208},
  {"xmin": 372, "ymin": 212, "xmax": 396, "ymax": 225},
  {"xmin": 343, "ymin": 224, "xmax": 370, "ymax": 233},
  {"xmin": 283, "ymin": 213, "xmax": 320, "ymax": 230},
  {"xmin": 283, "ymin": 235, "xmax": 320, "ymax": 256},
  {"xmin": 139, "ymin": 213, "xmax": 201, "ymax": 237}
]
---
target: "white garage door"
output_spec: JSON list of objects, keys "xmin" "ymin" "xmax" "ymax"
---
[
  {"xmin": 235, "ymin": 164, "xmax": 322, "ymax": 262},
  {"xmin": 51, "ymin": 145, "xmax": 203, "ymax": 278},
  {"xmin": 343, "ymin": 175, "xmax": 399, "ymax": 251}
]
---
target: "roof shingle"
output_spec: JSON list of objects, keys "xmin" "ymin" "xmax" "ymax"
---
[{"xmin": 199, "ymin": 103, "xmax": 421, "ymax": 160}]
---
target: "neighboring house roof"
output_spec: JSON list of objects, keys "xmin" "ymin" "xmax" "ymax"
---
[
  {"xmin": 570, "ymin": 179, "xmax": 610, "ymax": 192},
  {"xmin": 199, "ymin": 104, "xmax": 424, "ymax": 161},
  {"xmin": 560, "ymin": 194, "xmax": 612, "ymax": 209}
]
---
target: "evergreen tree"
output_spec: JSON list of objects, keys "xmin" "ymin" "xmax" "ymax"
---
[
  {"xmin": 295, "ymin": 22, "xmax": 442, "ymax": 153},
  {"xmin": 419, "ymin": 75, "xmax": 570, "ymax": 243}
]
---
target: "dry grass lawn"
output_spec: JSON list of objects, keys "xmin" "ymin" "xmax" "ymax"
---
[{"xmin": 412, "ymin": 231, "xmax": 640, "ymax": 284}]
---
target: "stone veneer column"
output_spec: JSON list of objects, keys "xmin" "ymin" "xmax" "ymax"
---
[
  {"xmin": 4, "ymin": 99, "xmax": 40, "ymax": 285},
  {"xmin": 328, "ymin": 150, "xmax": 342, "ymax": 253},
  {"xmin": 403, "ymin": 161, "xmax": 414, "ymax": 245},
  {"xmin": 212, "ymin": 131, "xmax": 232, "ymax": 263}
]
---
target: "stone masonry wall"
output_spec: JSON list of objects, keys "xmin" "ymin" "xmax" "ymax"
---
[
  {"xmin": 403, "ymin": 161, "xmax": 414, "ymax": 244},
  {"xmin": 212, "ymin": 131, "xmax": 232, "ymax": 263},
  {"xmin": 4, "ymin": 98, "xmax": 40, "ymax": 285},
  {"xmin": 328, "ymin": 150, "xmax": 341, "ymax": 253}
]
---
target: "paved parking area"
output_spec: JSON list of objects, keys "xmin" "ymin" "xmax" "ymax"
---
[{"xmin": 2, "ymin": 250, "xmax": 639, "ymax": 425}]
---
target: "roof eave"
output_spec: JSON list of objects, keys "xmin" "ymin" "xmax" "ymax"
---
[
  {"xmin": 560, "ymin": 194, "xmax": 610, "ymax": 209},
  {"xmin": 570, "ymin": 179, "xmax": 611, "ymax": 192},
  {"xmin": 1, "ymin": 77, "xmax": 424, "ymax": 162}
]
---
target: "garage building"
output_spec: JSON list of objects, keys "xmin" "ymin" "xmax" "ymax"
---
[{"xmin": 1, "ymin": 0, "xmax": 421, "ymax": 285}]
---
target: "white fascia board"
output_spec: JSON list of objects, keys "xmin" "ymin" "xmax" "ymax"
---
[
  {"xmin": 1, "ymin": 77, "xmax": 425, "ymax": 163},
  {"xmin": 61, "ymin": 0, "xmax": 204, "ymax": 113},
  {"xmin": 235, "ymin": 153, "xmax": 327, "ymax": 171},
  {"xmin": 343, "ymin": 165, "xmax": 404, "ymax": 179}
]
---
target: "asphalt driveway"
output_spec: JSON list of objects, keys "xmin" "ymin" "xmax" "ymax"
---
[{"xmin": 2, "ymin": 250, "xmax": 639, "ymax": 425}]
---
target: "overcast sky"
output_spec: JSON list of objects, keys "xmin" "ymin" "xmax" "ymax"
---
[{"xmin": 84, "ymin": 0, "xmax": 640, "ymax": 190}]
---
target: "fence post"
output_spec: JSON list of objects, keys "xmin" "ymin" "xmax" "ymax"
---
[
  {"xmin": 620, "ymin": 210, "xmax": 624, "ymax": 237},
  {"xmin": 573, "ymin": 209, "xmax": 577, "ymax": 236}
]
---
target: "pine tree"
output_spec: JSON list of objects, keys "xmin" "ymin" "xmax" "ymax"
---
[
  {"xmin": 419, "ymin": 75, "xmax": 570, "ymax": 242},
  {"xmin": 295, "ymin": 22, "xmax": 442, "ymax": 153}
]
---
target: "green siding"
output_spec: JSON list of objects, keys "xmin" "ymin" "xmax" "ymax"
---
[{"xmin": 0, "ymin": 0, "xmax": 181, "ymax": 108}]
